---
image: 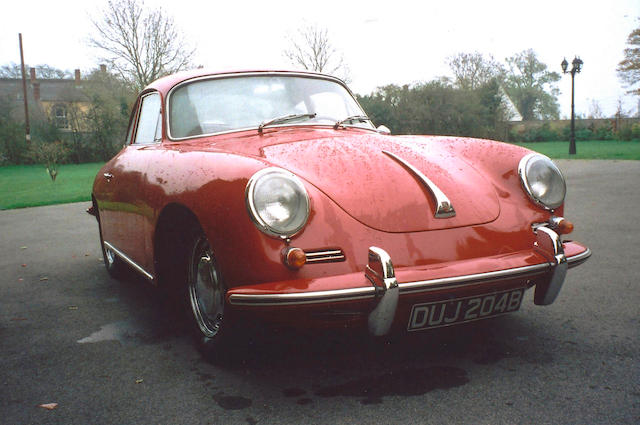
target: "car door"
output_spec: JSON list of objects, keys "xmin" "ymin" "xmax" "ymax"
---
[{"xmin": 98, "ymin": 91, "xmax": 162, "ymax": 277}]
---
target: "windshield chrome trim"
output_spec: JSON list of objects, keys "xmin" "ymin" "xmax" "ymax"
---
[{"xmin": 165, "ymin": 71, "xmax": 373, "ymax": 141}]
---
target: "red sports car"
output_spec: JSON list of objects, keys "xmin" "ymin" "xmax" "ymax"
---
[{"xmin": 90, "ymin": 70, "xmax": 590, "ymax": 350}]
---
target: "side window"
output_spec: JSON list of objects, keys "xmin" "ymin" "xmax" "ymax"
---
[{"xmin": 134, "ymin": 93, "xmax": 162, "ymax": 145}]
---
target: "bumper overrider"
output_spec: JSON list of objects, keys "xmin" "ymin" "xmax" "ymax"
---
[{"xmin": 227, "ymin": 226, "xmax": 591, "ymax": 336}]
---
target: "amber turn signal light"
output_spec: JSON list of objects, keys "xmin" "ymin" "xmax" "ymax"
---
[
  {"xmin": 283, "ymin": 247, "xmax": 307, "ymax": 269},
  {"xmin": 556, "ymin": 218, "xmax": 574, "ymax": 235}
]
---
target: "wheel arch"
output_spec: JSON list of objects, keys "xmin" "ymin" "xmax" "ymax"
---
[{"xmin": 153, "ymin": 202, "xmax": 204, "ymax": 289}]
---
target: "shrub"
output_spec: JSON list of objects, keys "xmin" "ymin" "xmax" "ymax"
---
[
  {"xmin": 0, "ymin": 121, "xmax": 27, "ymax": 163},
  {"xmin": 558, "ymin": 124, "xmax": 593, "ymax": 141},
  {"xmin": 575, "ymin": 128, "xmax": 593, "ymax": 141},
  {"xmin": 537, "ymin": 124, "xmax": 560, "ymax": 142},
  {"xmin": 595, "ymin": 125, "xmax": 614, "ymax": 140},
  {"xmin": 28, "ymin": 141, "xmax": 69, "ymax": 182},
  {"xmin": 616, "ymin": 124, "xmax": 634, "ymax": 141},
  {"xmin": 0, "ymin": 95, "xmax": 28, "ymax": 163},
  {"xmin": 509, "ymin": 123, "xmax": 560, "ymax": 143}
]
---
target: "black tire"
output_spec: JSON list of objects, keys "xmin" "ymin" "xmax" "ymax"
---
[
  {"xmin": 97, "ymin": 211, "xmax": 127, "ymax": 279},
  {"xmin": 186, "ymin": 232, "xmax": 228, "ymax": 353}
]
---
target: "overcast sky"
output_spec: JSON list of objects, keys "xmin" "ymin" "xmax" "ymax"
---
[{"xmin": 1, "ymin": 0, "xmax": 638, "ymax": 118}]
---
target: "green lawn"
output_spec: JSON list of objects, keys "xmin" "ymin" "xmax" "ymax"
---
[
  {"xmin": 516, "ymin": 140, "xmax": 640, "ymax": 160},
  {"xmin": 0, "ymin": 162, "xmax": 104, "ymax": 210}
]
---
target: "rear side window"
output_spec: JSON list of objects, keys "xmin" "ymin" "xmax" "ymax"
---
[{"xmin": 134, "ymin": 93, "xmax": 162, "ymax": 145}]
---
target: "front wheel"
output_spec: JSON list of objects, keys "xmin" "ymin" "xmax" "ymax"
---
[{"xmin": 186, "ymin": 234, "xmax": 227, "ymax": 348}]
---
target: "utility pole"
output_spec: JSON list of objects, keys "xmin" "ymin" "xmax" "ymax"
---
[{"xmin": 19, "ymin": 33, "xmax": 30, "ymax": 143}]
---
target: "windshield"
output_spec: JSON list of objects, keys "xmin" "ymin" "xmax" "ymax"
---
[{"xmin": 168, "ymin": 74, "xmax": 373, "ymax": 139}]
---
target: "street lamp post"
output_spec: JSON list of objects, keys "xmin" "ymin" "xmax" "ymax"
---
[{"xmin": 561, "ymin": 57, "xmax": 583, "ymax": 155}]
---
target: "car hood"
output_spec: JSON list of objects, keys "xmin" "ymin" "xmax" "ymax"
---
[{"xmin": 218, "ymin": 130, "xmax": 500, "ymax": 232}]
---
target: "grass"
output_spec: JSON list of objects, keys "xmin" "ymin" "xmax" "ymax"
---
[
  {"xmin": 516, "ymin": 140, "xmax": 640, "ymax": 160},
  {"xmin": 0, "ymin": 162, "xmax": 104, "ymax": 210}
]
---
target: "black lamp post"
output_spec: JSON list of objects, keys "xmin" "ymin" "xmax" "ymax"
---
[{"xmin": 561, "ymin": 56, "xmax": 583, "ymax": 155}]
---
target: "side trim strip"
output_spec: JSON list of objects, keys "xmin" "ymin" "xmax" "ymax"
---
[
  {"xmin": 103, "ymin": 241, "xmax": 154, "ymax": 281},
  {"xmin": 229, "ymin": 287, "xmax": 376, "ymax": 306},
  {"xmin": 305, "ymin": 249, "xmax": 346, "ymax": 263}
]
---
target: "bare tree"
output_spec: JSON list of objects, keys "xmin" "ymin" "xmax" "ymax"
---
[
  {"xmin": 283, "ymin": 24, "xmax": 350, "ymax": 82},
  {"xmin": 447, "ymin": 52, "xmax": 503, "ymax": 90},
  {"xmin": 0, "ymin": 63, "xmax": 70, "ymax": 79},
  {"xmin": 617, "ymin": 20, "xmax": 640, "ymax": 96},
  {"xmin": 89, "ymin": 0, "xmax": 195, "ymax": 91},
  {"xmin": 0, "ymin": 63, "xmax": 24, "ymax": 78},
  {"xmin": 587, "ymin": 99, "xmax": 604, "ymax": 119},
  {"xmin": 36, "ymin": 65, "xmax": 71, "ymax": 79}
]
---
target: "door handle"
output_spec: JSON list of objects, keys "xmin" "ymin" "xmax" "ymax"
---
[{"xmin": 103, "ymin": 173, "xmax": 114, "ymax": 182}]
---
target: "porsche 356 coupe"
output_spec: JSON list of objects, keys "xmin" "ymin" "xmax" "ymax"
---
[{"xmin": 90, "ymin": 70, "xmax": 590, "ymax": 350}]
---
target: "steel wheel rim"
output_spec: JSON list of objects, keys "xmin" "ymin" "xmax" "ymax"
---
[{"xmin": 189, "ymin": 240, "xmax": 224, "ymax": 338}]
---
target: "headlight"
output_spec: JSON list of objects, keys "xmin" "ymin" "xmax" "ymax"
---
[
  {"xmin": 245, "ymin": 168, "xmax": 310, "ymax": 238},
  {"xmin": 518, "ymin": 153, "xmax": 566, "ymax": 210}
]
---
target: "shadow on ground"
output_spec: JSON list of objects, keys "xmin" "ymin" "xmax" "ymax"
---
[{"xmin": 101, "ymin": 269, "xmax": 541, "ymax": 407}]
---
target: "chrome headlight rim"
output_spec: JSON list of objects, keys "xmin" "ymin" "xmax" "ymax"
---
[
  {"xmin": 245, "ymin": 167, "xmax": 310, "ymax": 239},
  {"xmin": 518, "ymin": 153, "xmax": 566, "ymax": 211}
]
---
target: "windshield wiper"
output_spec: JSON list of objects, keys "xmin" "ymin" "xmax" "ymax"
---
[
  {"xmin": 258, "ymin": 113, "xmax": 317, "ymax": 134},
  {"xmin": 333, "ymin": 115, "xmax": 371, "ymax": 130}
]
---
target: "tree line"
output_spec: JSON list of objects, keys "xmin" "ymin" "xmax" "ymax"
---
[
  {"xmin": 0, "ymin": 0, "xmax": 638, "ymax": 166},
  {"xmin": 357, "ymin": 49, "xmax": 561, "ymax": 139}
]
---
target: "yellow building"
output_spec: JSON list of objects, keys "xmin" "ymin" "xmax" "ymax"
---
[{"xmin": 0, "ymin": 67, "xmax": 91, "ymax": 132}]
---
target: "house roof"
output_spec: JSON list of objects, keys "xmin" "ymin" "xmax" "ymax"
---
[
  {"xmin": 0, "ymin": 78, "xmax": 22, "ymax": 99},
  {"xmin": 0, "ymin": 77, "xmax": 88, "ymax": 103}
]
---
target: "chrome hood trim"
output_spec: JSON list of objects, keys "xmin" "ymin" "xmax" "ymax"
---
[{"xmin": 382, "ymin": 150, "xmax": 455, "ymax": 218}]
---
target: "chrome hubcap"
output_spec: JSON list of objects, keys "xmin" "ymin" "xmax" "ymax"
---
[{"xmin": 189, "ymin": 240, "xmax": 224, "ymax": 338}]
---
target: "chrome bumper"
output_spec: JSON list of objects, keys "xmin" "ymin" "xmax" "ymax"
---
[
  {"xmin": 363, "ymin": 226, "xmax": 582, "ymax": 334},
  {"xmin": 532, "ymin": 226, "xmax": 568, "ymax": 305},
  {"xmin": 228, "ymin": 227, "xmax": 591, "ymax": 336},
  {"xmin": 365, "ymin": 247, "xmax": 399, "ymax": 336}
]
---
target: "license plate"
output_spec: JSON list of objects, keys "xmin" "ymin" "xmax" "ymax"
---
[{"xmin": 407, "ymin": 288, "xmax": 525, "ymax": 331}]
